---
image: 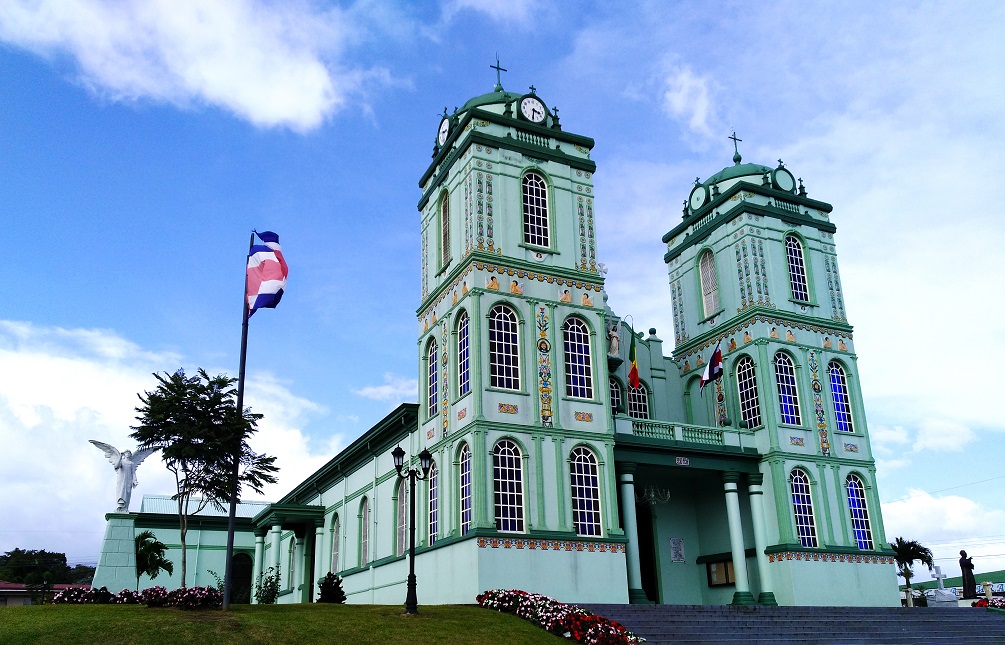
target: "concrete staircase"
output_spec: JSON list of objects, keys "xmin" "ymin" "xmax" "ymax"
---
[{"xmin": 582, "ymin": 604, "xmax": 1005, "ymax": 644}]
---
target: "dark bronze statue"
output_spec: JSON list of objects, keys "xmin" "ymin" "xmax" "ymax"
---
[{"xmin": 960, "ymin": 550, "xmax": 977, "ymax": 599}]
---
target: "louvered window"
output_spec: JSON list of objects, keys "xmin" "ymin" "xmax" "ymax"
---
[
  {"xmin": 736, "ymin": 356, "xmax": 762, "ymax": 428},
  {"xmin": 699, "ymin": 250, "xmax": 720, "ymax": 316},
  {"xmin": 522, "ymin": 172, "xmax": 550, "ymax": 247},
  {"xmin": 786, "ymin": 235, "xmax": 809, "ymax": 301}
]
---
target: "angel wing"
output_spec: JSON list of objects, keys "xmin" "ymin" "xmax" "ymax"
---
[
  {"xmin": 131, "ymin": 446, "xmax": 159, "ymax": 467},
  {"xmin": 89, "ymin": 440, "xmax": 121, "ymax": 466}
]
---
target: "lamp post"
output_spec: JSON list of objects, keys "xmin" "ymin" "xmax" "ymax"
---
[{"xmin": 391, "ymin": 444, "xmax": 433, "ymax": 614}]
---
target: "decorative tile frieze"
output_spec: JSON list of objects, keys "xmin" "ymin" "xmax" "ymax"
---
[
  {"xmin": 675, "ymin": 315, "xmax": 852, "ymax": 360},
  {"xmin": 844, "ymin": 443, "xmax": 859, "ymax": 453},
  {"xmin": 790, "ymin": 436, "xmax": 805, "ymax": 446},
  {"xmin": 809, "ymin": 351, "xmax": 831, "ymax": 457},
  {"xmin": 768, "ymin": 551, "xmax": 894, "ymax": 565},
  {"xmin": 574, "ymin": 411, "xmax": 593, "ymax": 422},
  {"xmin": 537, "ymin": 307, "xmax": 554, "ymax": 427},
  {"xmin": 498, "ymin": 403, "xmax": 518, "ymax": 414},
  {"xmin": 477, "ymin": 537, "xmax": 626, "ymax": 553}
]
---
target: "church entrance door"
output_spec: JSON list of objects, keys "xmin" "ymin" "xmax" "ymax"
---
[{"xmin": 635, "ymin": 500, "xmax": 660, "ymax": 603}]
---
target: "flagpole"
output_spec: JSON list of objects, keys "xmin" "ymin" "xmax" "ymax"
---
[{"xmin": 223, "ymin": 231, "xmax": 254, "ymax": 611}]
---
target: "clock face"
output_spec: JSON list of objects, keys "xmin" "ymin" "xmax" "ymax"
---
[
  {"xmin": 520, "ymin": 96, "xmax": 547, "ymax": 123},
  {"xmin": 437, "ymin": 117, "xmax": 451, "ymax": 146},
  {"xmin": 689, "ymin": 185, "xmax": 707, "ymax": 211},
  {"xmin": 773, "ymin": 168, "xmax": 796, "ymax": 192}
]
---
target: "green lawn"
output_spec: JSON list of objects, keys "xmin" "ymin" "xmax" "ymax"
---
[{"xmin": 0, "ymin": 603, "xmax": 564, "ymax": 645}]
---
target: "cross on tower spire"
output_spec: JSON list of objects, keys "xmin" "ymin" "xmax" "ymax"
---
[
  {"xmin": 490, "ymin": 55, "xmax": 507, "ymax": 92},
  {"xmin": 729, "ymin": 131, "xmax": 743, "ymax": 164}
]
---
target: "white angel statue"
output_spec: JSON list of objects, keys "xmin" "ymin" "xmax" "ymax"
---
[{"xmin": 89, "ymin": 441, "xmax": 158, "ymax": 512}]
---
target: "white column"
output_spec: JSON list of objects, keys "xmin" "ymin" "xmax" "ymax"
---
[
  {"xmin": 269, "ymin": 524, "xmax": 282, "ymax": 572},
  {"xmin": 722, "ymin": 472, "xmax": 754, "ymax": 605},
  {"xmin": 251, "ymin": 533, "xmax": 265, "ymax": 604},
  {"xmin": 747, "ymin": 473, "xmax": 776, "ymax": 605},
  {"xmin": 313, "ymin": 523, "xmax": 326, "ymax": 602},
  {"xmin": 618, "ymin": 464, "xmax": 648, "ymax": 603},
  {"xmin": 294, "ymin": 536, "xmax": 305, "ymax": 598}
]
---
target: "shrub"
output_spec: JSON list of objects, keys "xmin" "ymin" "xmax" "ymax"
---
[
  {"xmin": 476, "ymin": 589, "xmax": 644, "ymax": 645},
  {"xmin": 254, "ymin": 566, "xmax": 281, "ymax": 605},
  {"xmin": 140, "ymin": 586, "xmax": 171, "ymax": 607},
  {"xmin": 169, "ymin": 586, "xmax": 223, "ymax": 610},
  {"xmin": 112, "ymin": 589, "xmax": 142, "ymax": 604},
  {"xmin": 317, "ymin": 572, "xmax": 347, "ymax": 603}
]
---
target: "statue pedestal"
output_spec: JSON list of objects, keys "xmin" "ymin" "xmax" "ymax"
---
[{"xmin": 91, "ymin": 513, "xmax": 137, "ymax": 592}]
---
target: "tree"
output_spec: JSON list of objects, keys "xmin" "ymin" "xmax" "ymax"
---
[
  {"xmin": 130, "ymin": 368, "xmax": 279, "ymax": 586},
  {"xmin": 890, "ymin": 537, "xmax": 934, "ymax": 607},
  {"xmin": 135, "ymin": 530, "xmax": 173, "ymax": 590},
  {"xmin": 0, "ymin": 549, "xmax": 71, "ymax": 584}
]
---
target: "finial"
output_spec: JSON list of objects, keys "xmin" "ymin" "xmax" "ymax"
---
[
  {"xmin": 777, "ymin": 158, "xmax": 785, "ymax": 168},
  {"xmin": 529, "ymin": 84, "xmax": 536, "ymax": 94},
  {"xmin": 694, "ymin": 176, "xmax": 701, "ymax": 186},
  {"xmin": 729, "ymin": 132, "xmax": 742, "ymax": 164},
  {"xmin": 798, "ymin": 178, "xmax": 807, "ymax": 196},
  {"xmin": 490, "ymin": 55, "xmax": 507, "ymax": 92},
  {"xmin": 550, "ymin": 105, "xmax": 561, "ymax": 131}
]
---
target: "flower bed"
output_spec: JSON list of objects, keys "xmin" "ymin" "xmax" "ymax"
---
[
  {"xmin": 477, "ymin": 589, "xmax": 644, "ymax": 645},
  {"xmin": 53, "ymin": 585, "xmax": 221, "ymax": 610},
  {"xmin": 972, "ymin": 597, "xmax": 1005, "ymax": 610}
]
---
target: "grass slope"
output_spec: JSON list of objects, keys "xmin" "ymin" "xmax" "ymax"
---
[{"xmin": 0, "ymin": 604, "xmax": 564, "ymax": 645}]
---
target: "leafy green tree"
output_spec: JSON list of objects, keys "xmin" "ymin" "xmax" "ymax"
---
[
  {"xmin": 890, "ymin": 537, "xmax": 934, "ymax": 606},
  {"xmin": 0, "ymin": 549, "xmax": 71, "ymax": 584},
  {"xmin": 130, "ymin": 368, "xmax": 279, "ymax": 586},
  {"xmin": 135, "ymin": 530, "xmax": 174, "ymax": 590}
]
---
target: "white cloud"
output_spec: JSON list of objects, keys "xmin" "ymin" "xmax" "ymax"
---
[
  {"xmin": 442, "ymin": 0, "xmax": 538, "ymax": 25},
  {"xmin": 0, "ymin": 0, "xmax": 365, "ymax": 132},
  {"xmin": 661, "ymin": 65, "xmax": 716, "ymax": 139},
  {"xmin": 913, "ymin": 419, "xmax": 976, "ymax": 454},
  {"xmin": 352, "ymin": 372, "xmax": 418, "ymax": 402},
  {"xmin": 0, "ymin": 321, "xmax": 330, "ymax": 563}
]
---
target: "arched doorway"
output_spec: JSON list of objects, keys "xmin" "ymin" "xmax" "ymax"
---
[{"xmin": 231, "ymin": 553, "xmax": 253, "ymax": 604}]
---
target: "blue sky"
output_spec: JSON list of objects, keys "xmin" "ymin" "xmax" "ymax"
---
[{"xmin": 1, "ymin": 0, "xmax": 1003, "ymax": 583}]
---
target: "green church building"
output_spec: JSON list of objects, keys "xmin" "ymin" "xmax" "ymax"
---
[{"xmin": 92, "ymin": 77, "xmax": 900, "ymax": 607}]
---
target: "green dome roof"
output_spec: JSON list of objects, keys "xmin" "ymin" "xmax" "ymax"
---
[
  {"xmin": 459, "ymin": 88, "xmax": 523, "ymax": 113},
  {"xmin": 704, "ymin": 161, "xmax": 773, "ymax": 187}
]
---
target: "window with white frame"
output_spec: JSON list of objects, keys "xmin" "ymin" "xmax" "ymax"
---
[
  {"xmin": 785, "ymin": 234, "xmax": 809, "ymax": 302},
  {"xmin": 789, "ymin": 468, "xmax": 818, "ymax": 548},
  {"xmin": 428, "ymin": 461, "xmax": 438, "ymax": 545},
  {"xmin": 440, "ymin": 192, "xmax": 450, "ymax": 266},
  {"xmin": 459, "ymin": 444, "xmax": 472, "ymax": 535},
  {"xmin": 522, "ymin": 172, "xmax": 550, "ymax": 248},
  {"xmin": 846, "ymin": 474, "xmax": 873, "ymax": 550},
  {"xmin": 330, "ymin": 514, "xmax": 340, "ymax": 573},
  {"xmin": 609, "ymin": 377, "xmax": 622, "ymax": 413},
  {"xmin": 570, "ymin": 447, "xmax": 602, "ymax": 537},
  {"xmin": 457, "ymin": 311, "xmax": 470, "ymax": 396},
  {"xmin": 427, "ymin": 339, "xmax": 438, "ymax": 417},
  {"xmin": 488, "ymin": 304, "xmax": 520, "ymax": 390},
  {"xmin": 774, "ymin": 352, "xmax": 801, "ymax": 425},
  {"xmin": 829, "ymin": 361, "xmax": 854, "ymax": 432},
  {"xmin": 699, "ymin": 249, "xmax": 720, "ymax": 316},
  {"xmin": 736, "ymin": 356, "xmax": 762, "ymax": 428},
  {"xmin": 627, "ymin": 383, "xmax": 650, "ymax": 419},
  {"xmin": 396, "ymin": 478, "xmax": 408, "ymax": 557},
  {"xmin": 493, "ymin": 440, "xmax": 525, "ymax": 532},
  {"xmin": 360, "ymin": 497, "xmax": 369, "ymax": 566},
  {"xmin": 563, "ymin": 316, "xmax": 594, "ymax": 398}
]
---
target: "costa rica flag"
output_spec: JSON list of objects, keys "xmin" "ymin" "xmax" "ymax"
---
[
  {"xmin": 246, "ymin": 231, "xmax": 288, "ymax": 316},
  {"xmin": 699, "ymin": 341, "xmax": 723, "ymax": 394}
]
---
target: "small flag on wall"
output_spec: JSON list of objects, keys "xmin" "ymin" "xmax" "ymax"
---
[
  {"xmin": 246, "ymin": 231, "xmax": 288, "ymax": 316},
  {"xmin": 628, "ymin": 329, "xmax": 641, "ymax": 389},
  {"xmin": 699, "ymin": 341, "xmax": 723, "ymax": 394}
]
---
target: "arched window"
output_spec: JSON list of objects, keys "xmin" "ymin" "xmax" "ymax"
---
[
  {"xmin": 427, "ymin": 339, "xmax": 438, "ymax": 417},
  {"xmin": 774, "ymin": 352, "xmax": 801, "ymax": 425},
  {"xmin": 570, "ymin": 447, "xmax": 602, "ymax": 537},
  {"xmin": 493, "ymin": 440, "xmax": 525, "ymax": 532},
  {"xmin": 785, "ymin": 234, "xmax": 809, "ymax": 302},
  {"xmin": 627, "ymin": 383, "xmax": 650, "ymax": 419},
  {"xmin": 846, "ymin": 474, "xmax": 873, "ymax": 550},
  {"xmin": 440, "ymin": 192, "xmax": 450, "ymax": 266},
  {"xmin": 829, "ymin": 361, "xmax": 854, "ymax": 432},
  {"xmin": 563, "ymin": 317, "xmax": 593, "ymax": 398},
  {"xmin": 330, "ymin": 514, "xmax": 340, "ymax": 573},
  {"xmin": 488, "ymin": 304, "xmax": 520, "ymax": 390},
  {"xmin": 457, "ymin": 311, "xmax": 470, "ymax": 397},
  {"xmin": 609, "ymin": 377, "xmax": 622, "ymax": 413},
  {"xmin": 360, "ymin": 497, "xmax": 370, "ymax": 566},
  {"xmin": 789, "ymin": 469, "xmax": 818, "ymax": 548},
  {"xmin": 396, "ymin": 478, "xmax": 408, "ymax": 557},
  {"xmin": 428, "ymin": 461, "xmax": 439, "ymax": 545},
  {"xmin": 522, "ymin": 172, "xmax": 550, "ymax": 248},
  {"xmin": 459, "ymin": 444, "xmax": 472, "ymax": 535},
  {"xmin": 699, "ymin": 249, "xmax": 720, "ymax": 316},
  {"xmin": 736, "ymin": 356, "xmax": 762, "ymax": 428},
  {"xmin": 287, "ymin": 540, "xmax": 295, "ymax": 589}
]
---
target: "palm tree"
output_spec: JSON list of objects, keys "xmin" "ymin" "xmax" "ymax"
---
[
  {"xmin": 890, "ymin": 537, "xmax": 933, "ymax": 607},
  {"xmin": 135, "ymin": 530, "xmax": 174, "ymax": 591}
]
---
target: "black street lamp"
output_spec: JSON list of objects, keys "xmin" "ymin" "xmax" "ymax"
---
[{"xmin": 392, "ymin": 444, "xmax": 433, "ymax": 614}]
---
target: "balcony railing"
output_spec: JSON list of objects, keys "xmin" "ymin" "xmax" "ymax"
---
[{"xmin": 628, "ymin": 419, "xmax": 754, "ymax": 450}]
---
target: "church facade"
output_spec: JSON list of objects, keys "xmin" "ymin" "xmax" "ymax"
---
[{"xmin": 93, "ymin": 79, "xmax": 900, "ymax": 607}]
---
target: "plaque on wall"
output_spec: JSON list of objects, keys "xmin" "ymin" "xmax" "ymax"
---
[{"xmin": 670, "ymin": 537, "xmax": 685, "ymax": 563}]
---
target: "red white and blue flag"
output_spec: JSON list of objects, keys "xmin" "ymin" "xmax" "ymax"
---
[
  {"xmin": 246, "ymin": 231, "xmax": 288, "ymax": 316},
  {"xmin": 699, "ymin": 341, "xmax": 723, "ymax": 395}
]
